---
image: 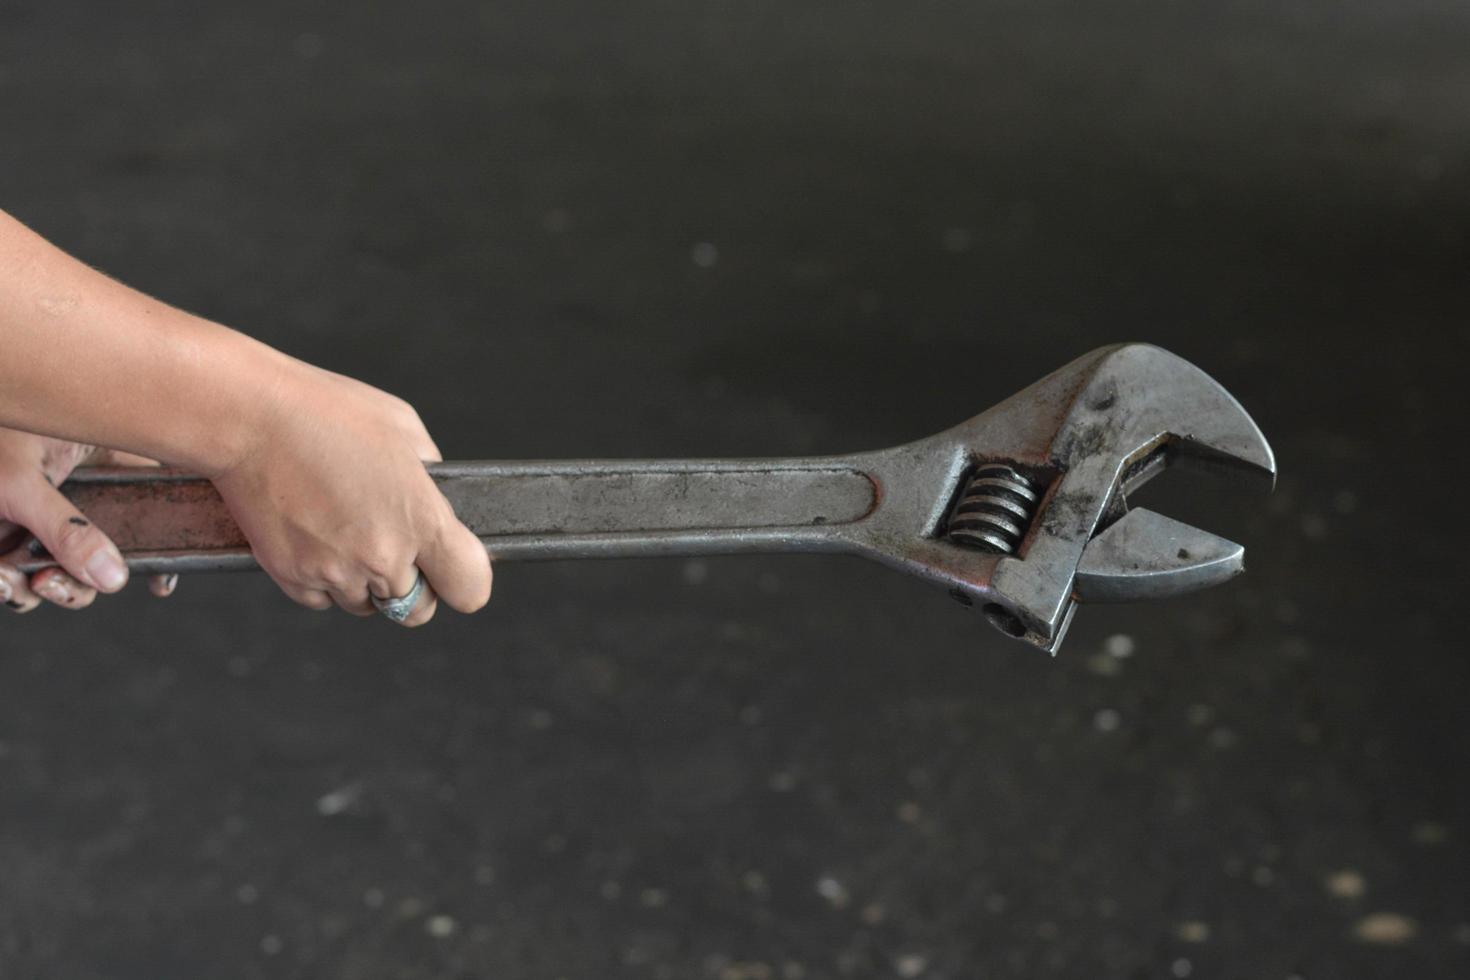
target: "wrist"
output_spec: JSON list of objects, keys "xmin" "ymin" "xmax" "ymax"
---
[{"xmin": 156, "ymin": 325, "xmax": 310, "ymax": 478}]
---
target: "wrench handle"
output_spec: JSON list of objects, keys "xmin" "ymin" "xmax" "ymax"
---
[{"xmin": 17, "ymin": 461, "xmax": 877, "ymax": 574}]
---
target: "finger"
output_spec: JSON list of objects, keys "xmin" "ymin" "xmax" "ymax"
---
[
  {"xmin": 368, "ymin": 569, "xmax": 438, "ymax": 628},
  {"xmin": 29, "ymin": 567, "xmax": 98, "ymax": 611},
  {"xmin": 399, "ymin": 580, "xmax": 438, "ymax": 628},
  {"xmin": 255, "ymin": 558, "xmax": 334, "ymax": 611},
  {"xmin": 148, "ymin": 573, "xmax": 179, "ymax": 598},
  {"xmin": 5, "ymin": 475, "xmax": 128, "ymax": 593},
  {"xmin": 329, "ymin": 584, "xmax": 377, "ymax": 617},
  {"xmin": 416, "ymin": 517, "xmax": 492, "ymax": 614},
  {"xmin": 279, "ymin": 583, "xmax": 333, "ymax": 611},
  {"xmin": 367, "ymin": 563, "xmax": 424, "ymax": 623},
  {"xmin": 0, "ymin": 557, "xmax": 42, "ymax": 613},
  {"xmin": 370, "ymin": 561, "xmax": 421, "ymax": 603}
]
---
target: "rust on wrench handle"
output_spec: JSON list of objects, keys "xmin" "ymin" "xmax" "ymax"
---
[{"xmin": 20, "ymin": 460, "xmax": 880, "ymax": 574}]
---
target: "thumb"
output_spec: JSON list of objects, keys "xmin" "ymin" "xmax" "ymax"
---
[{"xmin": 4, "ymin": 474, "xmax": 129, "ymax": 593}]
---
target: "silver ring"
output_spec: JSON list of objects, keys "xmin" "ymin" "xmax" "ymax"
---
[{"xmin": 371, "ymin": 570, "xmax": 425, "ymax": 624}]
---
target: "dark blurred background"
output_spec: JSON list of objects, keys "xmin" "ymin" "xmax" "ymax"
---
[{"xmin": 2, "ymin": 1, "xmax": 1468, "ymax": 977}]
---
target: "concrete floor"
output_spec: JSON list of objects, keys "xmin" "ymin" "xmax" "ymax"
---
[{"xmin": 2, "ymin": 1, "xmax": 1468, "ymax": 977}]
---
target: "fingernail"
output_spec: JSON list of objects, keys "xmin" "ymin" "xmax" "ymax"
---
[
  {"xmin": 37, "ymin": 577, "xmax": 69, "ymax": 603},
  {"xmin": 85, "ymin": 548, "xmax": 128, "ymax": 591},
  {"xmin": 165, "ymin": 573, "xmax": 179, "ymax": 592},
  {"xmin": 0, "ymin": 578, "xmax": 11, "ymax": 602}
]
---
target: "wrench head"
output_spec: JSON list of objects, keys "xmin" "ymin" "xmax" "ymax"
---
[{"xmin": 859, "ymin": 344, "xmax": 1274, "ymax": 653}]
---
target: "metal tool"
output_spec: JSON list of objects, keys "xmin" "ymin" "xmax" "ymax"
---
[{"xmin": 18, "ymin": 344, "xmax": 1274, "ymax": 653}]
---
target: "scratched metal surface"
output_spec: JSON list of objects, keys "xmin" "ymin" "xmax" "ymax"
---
[
  {"xmin": 1, "ymin": 0, "xmax": 1468, "ymax": 978},
  {"xmin": 40, "ymin": 463, "xmax": 879, "ymax": 570}
]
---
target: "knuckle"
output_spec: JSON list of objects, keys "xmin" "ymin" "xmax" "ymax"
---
[
  {"xmin": 393, "ymin": 397, "xmax": 422, "ymax": 425},
  {"xmin": 361, "ymin": 538, "xmax": 406, "ymax": 580},
  {"xmin": 379, "ymin": 394, "xmax": 421, "ymax": 431},
  {"xmin": 264, "ymin": 565, "xmax": 302, "ymax": 593},
  {"xmin": 276, "ymin": 564, "xmax": 310, "ymax": 589},
  {"xmin": 312, "ymin": 562, "xmax": 353, "ymax": 592},
  {"xmin": 52, "ymin": 515, "xmax": 99, "ymax": 556}
]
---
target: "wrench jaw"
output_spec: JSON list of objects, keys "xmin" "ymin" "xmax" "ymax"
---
[
  {"xmin": 891, "ymin": 343, "xmax": 1275, "ymax": 654},
  {"xmin": 1073, "ymin": 508, "xmax": 1247, "ymax": 603}
]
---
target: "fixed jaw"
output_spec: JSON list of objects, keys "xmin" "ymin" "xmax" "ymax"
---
[{"xmin": 897, "ymin": 344, "xmax": 1276, "ymax": 651}]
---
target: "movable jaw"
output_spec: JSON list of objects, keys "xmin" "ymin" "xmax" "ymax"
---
[{"xmin": 860, "ymin": 344, "xmax": 1275, "ymax": 654}]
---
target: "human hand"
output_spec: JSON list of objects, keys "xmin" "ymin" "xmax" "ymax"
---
[
  {"xmin": 0, "ymin": 431, "xmax": 177, "ymax": 612},
  {"xmin": 208, "ymin": 365, "xmax": 491, "ymax": 626}
]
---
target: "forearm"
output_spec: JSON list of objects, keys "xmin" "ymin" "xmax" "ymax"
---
[
  {"xmin": 0, "ymin": 209, "xmax": 295, "ymax": 475},
  {"xmin": 0, "ymin": 211, "xmax": 491, "ymax": 622}
]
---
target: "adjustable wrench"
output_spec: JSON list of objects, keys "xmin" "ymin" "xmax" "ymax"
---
[{"xmin": 18, "ymin": 344, "xmax": 1274, "ymax": 653}]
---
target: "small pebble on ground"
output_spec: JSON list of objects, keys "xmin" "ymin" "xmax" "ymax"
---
[{"xmin": 1353, "ymin": 912, "xmax": 1418, "ymax": 945}]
